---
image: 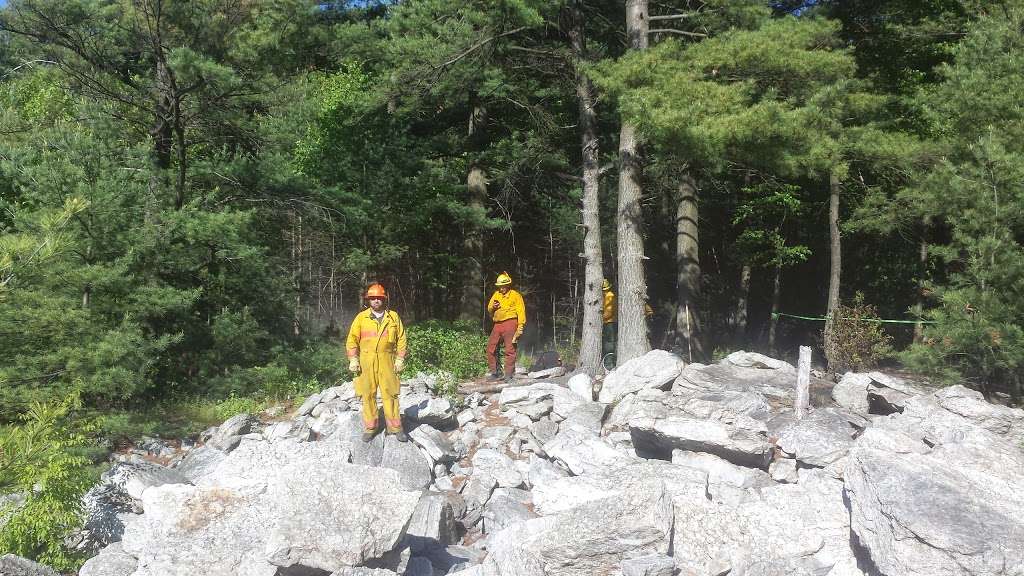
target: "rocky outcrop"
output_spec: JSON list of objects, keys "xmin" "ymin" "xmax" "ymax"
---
[{"xmin": 72, "ymin": 353, "xmax": 1024, "ymax": 576}]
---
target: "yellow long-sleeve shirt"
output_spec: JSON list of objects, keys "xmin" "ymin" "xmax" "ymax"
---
[
  {"xmin": 603, "ymin": 290, "xmax": 616, "ymax": 324},
  {"xmin": 345, "ymin": 308, "xmax": 408, "ymax": 359},
  {"xmin": 488, "ymin": 289, "xmax": 526, "ymax": 325}
]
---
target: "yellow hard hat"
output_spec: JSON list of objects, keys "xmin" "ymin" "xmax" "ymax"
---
[
  {"xmin": 602, "ymin": 279, "xmax": 611, "ymax": 291},
  {"xmin": 495, "ymin": 272, "xmax": 512, "ymax": 286}
]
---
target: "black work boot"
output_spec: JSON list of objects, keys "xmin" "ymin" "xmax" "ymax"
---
[
  {"xmin": 394, "ymin": 430, "xmax": 408, "ymax": 442},
  {"xmin": 361, "ymin": 430, "xmax": 375, "ymax": 442}
]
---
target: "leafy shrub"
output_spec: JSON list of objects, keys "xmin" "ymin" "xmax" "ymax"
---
[
  {"xmin": 406, "ymin": 320, "xmax": 488, "ymax": 380},
  {"xmin": 823, "ymin": 293, "xmax": 894, "ymax": 373},
  {"xmin": 0, "ymin": 398, "xmax": 95, "ymax": 571}
]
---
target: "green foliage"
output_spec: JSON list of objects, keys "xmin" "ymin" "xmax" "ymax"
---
[
  {"xmin": 406, "ymin": 320, "xmax": 488, "ymax": 380},
  {"xmin": 823, "ymin": 294, "xmax": 894, "ymax": 373},
  {"xmin": 896, "ymin": 3, "xmax": 1024, "ymax": 394},
  {"xmin": 0, "ymin": 398, "xmax": 95, "ymax": 571}
]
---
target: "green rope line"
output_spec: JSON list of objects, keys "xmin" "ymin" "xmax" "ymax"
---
[{"xmin": 771, "ymin": 312, "xmax": 936, "ymax": 324}]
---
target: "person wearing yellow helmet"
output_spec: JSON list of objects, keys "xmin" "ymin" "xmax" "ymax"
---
[
  {"xmin": 486, "ymin": 272, "xmax": 526, "ymax": 382},
  {"xmin": 346, "ymin": 283, "xmax": 409, "ymax": 442},
  {"xmin": 601, "ymin": 278, "xmax": 654, "ymax": 357},
  {"xmin": 602, "ymin": 279, "xmax": 616, "ymax": 356}
]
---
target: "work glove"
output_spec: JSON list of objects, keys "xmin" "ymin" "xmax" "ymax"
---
[
  {"xmin": 394, "ymin": 357, "xmax": 406, "ymax": 373},
  {"xmin": 348, "ymin": 357, "xmax": 360, "ymax": 373},
  {"xmin": 512, "ymin": 325, "xmax": 524, "ymax": 344}
]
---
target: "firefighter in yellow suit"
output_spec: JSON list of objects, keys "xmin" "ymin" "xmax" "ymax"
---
[{"xmin": 346, "ymin": 283, "xmax": 408, "ymax": 442}]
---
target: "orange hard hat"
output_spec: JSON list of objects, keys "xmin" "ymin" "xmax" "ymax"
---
[{"xmin": 365, "ymin": 283, "xmax": 388, "ymax": 299}]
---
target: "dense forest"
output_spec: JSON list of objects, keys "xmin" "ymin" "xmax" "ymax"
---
[
  {"xmin": 3, "ymin": 0, "xmax": 1023, "ymax": 410},
  {"xmin": 0, "ymin": 0, "xmax": 1022, "ymax": 566}
]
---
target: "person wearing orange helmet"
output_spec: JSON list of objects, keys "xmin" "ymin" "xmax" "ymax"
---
[
  {"xmin": 486, "ymin": 272, "xmax": 526, "ymax": 382},
  {"xmin": 346, "ymin": 283, "xmax": 409, "ymax": 442}
]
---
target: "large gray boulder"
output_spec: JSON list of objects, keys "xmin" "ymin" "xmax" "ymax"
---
[
  {"xmin": 832, "ymin": 371, "xmax": 926, "ymax": 416},
  {"xmin": 119, "ymin": 438, "xmax": 420, "ymax": 576},
  {"xmin": 673, "ymin": 354, "xmax": 799, "ymax": 402},
  {"xmin": 629, "ymin": 388, "xmax": 773, "ymax": 468},
  {"xmin": 672, "ymin": 470, "xmax": 859, "ymax": 576},
  {"xmin": 542, "ymin": 426, "xmax": 633, "ymax": 476},
  {"xmin": 471, "ymin": 449, "xmax": 524, "ymax": 488},
  {"xmin": 597, "ymin": 350, "xmax": 683, "ymax": 404},
  {"xmin": 0, "ymin": 554, "xmax": 59, "ymax": 576},
  {"xmin": 405, "ymin": 397, "xmax": 456, "ymax": 427},
  {"xmin": 480, "ymin": 474, "xmax": 674, "ymax": 576},
  {"xmin": 776, "ymin": 408, "xmax": 862, "ymax": 468},
  {"xmin": 403, "ymin": 492, "xmax": 458, "ymax": 553},
  {"xmin": 844, "ymin": 389, "xmax": 1024, "ymax": 576},
  {"xmin": 933, "ymin": 385, "xmax": 1024, "ymax": 447},
  {"xmin": 410, "ymin": 424, "xmax": 459, "ymax": 465},
  {"xmin": 348, "ymin": 418, "xmax": 432, "ymax": 490},
  {"xmin": 206, "ymin": 413, "xmax": 258, "ymax": 452},
  {"xmin": 482, "ymin": 488, "xmax": 537, "ymax": 533},
  {"xmin": 172, "ymin": 446, "xmax": 228, "ymax": 483}
]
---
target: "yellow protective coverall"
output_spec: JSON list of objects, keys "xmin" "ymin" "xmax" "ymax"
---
[{"xmin": 346, "ymin": 308, "xmax": 408, "ymax": 433}]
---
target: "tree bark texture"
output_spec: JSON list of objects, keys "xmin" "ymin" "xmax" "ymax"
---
[
  {"xmin": 824, "ymin": 170, "xmax": 842, "ymax": 368},
  {"xmin": 616, "ymin": 0, "xmax": 651, "ymax": 364},
  {"xmin": 675, "ymin": 173, "xmax": 703, "ymax": 361},
  {"xmin": 768, "ymin": 262, "xmax": 782, "ymax": 352},
  {"xmin": 569, "ymin": 0, "xmax": 605, "ymax": 376}
]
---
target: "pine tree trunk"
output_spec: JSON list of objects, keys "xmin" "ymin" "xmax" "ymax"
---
[
  {"xmin": 824, "ymin": 170, "xmax": 842, "ymax": 368},
  {"xmin": 616, "ymin": 0, "xmax": 651, "ymax": 364},
  {"xmin": 460, "ymin": 95, "xmax": 487, "ymax": 325},
  {"xmin": 734, "ymin": 264, "xmax": 751, "ymax": 347},
  {"xmin": 913, "ymin": 216, "xmax": 930, "ymax": 343},
  {"xmin": 675, "ymin": 173, "xmax": 702, "ymax": 362},
  {"xmin": 768, "ymin": 262, "xmax": 782, "ymax": 352},
  {"xmin": 569, "ymin": 0, "xmax": 604, "ymax": 376}
]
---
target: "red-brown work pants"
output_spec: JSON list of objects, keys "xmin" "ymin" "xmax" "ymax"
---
[{"xmin": 486, "ymin": 319, "xmax": 518, "ymax": 376}]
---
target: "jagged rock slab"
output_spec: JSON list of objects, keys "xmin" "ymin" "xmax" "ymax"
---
[
  {"xmin": 672, "ymin": 470, "xmax": 857, "ymax": 576},
  {"xmin": 776, "ymin": 408, "xmax": 861, "ymax": 468},
  {"xmin": 119, "ymin": 439, "xmax": 420, "ymax": 576},
  {"xmin": 526, "ymin": 455, "xmax": 569, "ymax": 489},
  {"xmin": 598, "ymin": 350, "xmax": 683, "ymax": 404},
  {"xmin": 531, "ymin": 460, "xmax": 706, "ymax": 517},
  {"xmin": 542, "ymin": 426, "xmax": 633, "ymax": 476},
  {"xmin": 480, "ymin": 474, "xmax": 674, "ymax": 576},
  {"xmin": 567, "ymin": 373, "xmax": 594, "ymax": 401},
  {"xmin": 482, "ymin": 488, "xmax": 537, "ymax": 533},
  {"xmin": 410, "ymin": 424, "xmax": 459, "ymax": 465},
  {"xmin": 0, "ymin": 554, "xmax": 59, "ymax": 576},
  {"xmin": 845, "ymin": 392, "xmax": 1024, "ymax": 576},
  {"xmin": 471, "ymin": 449, "xmax": 523, "ymax": 488},
  {"xmin": 263, "ymin": 419, "xmax": 313, "ymax": 443},
  {"xmin": 102, "ymin": 461, "xmax": 190, "ymax": 500},
  {"xmin": 631, "ymin": 414, "xmax": 771, "ymax": 469},
  {"xmin": 207, "ymin": 413, "xmax": 258, "ymax": 452},
  {"xmin": 295, "ymin": 392, "xmax": 322, "ymax": 416},
  {"xmin": 347, "ymin": 417, "xmax": 432, "ymax": 490},
  {"xmin": 670, "ymin": 450, "xmax": 772, "ymax": 489},
  {"xmin": 933, "ymin": 385, "xmax": 1024, "ymax": 447},
  {"xmin": 403, "ymin": 492, "xmax": 457, "ymax": 553},
  {"xmin": 559, "ymin": 401, "xmax": 606, "ymax": 434},
  {"xmin": 406, "ymin": 397, "xmax": 456, "ymax": 427},
  {"xmin": 74, "ymin": 483, "xmax": 140, "ymax": 554},
  {"xmin": 832, "ymin": 371, "xmax": 926, "ymax": 416},
  {"xmin": 629, "ymin": 388, "xmax": 773, "ymax": 468},
  {"xmin": 673, "ymin": 356, "xmax": 797, "ymax": 402}
]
